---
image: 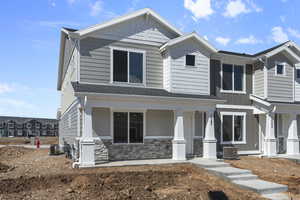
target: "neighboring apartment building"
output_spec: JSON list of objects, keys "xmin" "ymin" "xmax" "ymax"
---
[
  {"xmin": 57, "ymin": 8, "xmax": 300, "ymax": 167},
  {"xmin": 0, "ymin": 116, "xmax": 58, "ymax": 137}
]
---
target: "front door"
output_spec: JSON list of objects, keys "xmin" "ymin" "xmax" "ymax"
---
[
  {"xmin": 184, "ymin": 112, "xmax": 194, "ymax": 155},
  {"xmin": 276, "ymin": 114, "xmax": 287, "ymax": 154}
]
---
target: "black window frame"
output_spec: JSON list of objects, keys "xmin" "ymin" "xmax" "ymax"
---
[
  {"xmin": 296, "ymin": 68, "xmax": 300, "ymax": 79},
  {"xmin": 185, "ymin": 54, "xmax": 196, "ymax": 67},
  {"xmin": 221, "ymin": 63, "xmax": 245, "ymax": 93},
  {"xmin": 275, "ymin": 63, "xmax": 286, "ymax": 76},
  {"xmin": 113, "ymin": 111, "xmax": 144, "ymax": 144},
  {"xmin": 112, "ymin": 48, "xmax": 145, "ymax": 84}
]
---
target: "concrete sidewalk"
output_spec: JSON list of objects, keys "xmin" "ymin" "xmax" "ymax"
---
[
  {"xmin": 0, "ymin": 144, "xmax": 50, "ymax": 149},
  {"xmin": 191, "ymin": 158, "xmax": 289, "ymax": 200}
]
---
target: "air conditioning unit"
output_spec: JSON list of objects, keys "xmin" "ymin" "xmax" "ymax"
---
[{"xmin": 223, "ymin": 147, "xmax": 239, "ymax": 160}]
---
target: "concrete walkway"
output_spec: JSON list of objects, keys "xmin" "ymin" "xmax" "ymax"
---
[
  {"xmin": 276, "ymin": 154, "xmax": 300, "ymax": 163},
  {"xmin": 190, "ymin": 158, "xmax": 289, "ymax": 200},
  {"xmin": 0, "ymin": 144, "xmax": 50, "ymax": 149}
]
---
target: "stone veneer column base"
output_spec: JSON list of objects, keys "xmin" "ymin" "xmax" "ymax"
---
[
  {"xmin": 203, "ymin": 139, "xmax": 217, "ymax": 159},
  {"xmin": 264, "ymin": 138, "xmax": 277, "ymax": 157},
  {"xmin": 172, "ymin": 139, "xmax": 186, "ymax": 161},
  {"xmin": 287, "ymin": 139, "xmax": 300, "ymax": 155}
]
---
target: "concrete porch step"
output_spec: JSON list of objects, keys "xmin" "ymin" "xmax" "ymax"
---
[
  {"xmin": 208, "ymin": 166, "xmax": 252, "ymax": 176},
  {"xmin": 189, "ymin": 159, "xmax": 230, "ymax": 168},
  {"xmin": 226, "ymin": 174, "xmax": 258, "ymax": 181},
  {"xmin": 233, "ymin": 179, "xmax": 288, "ymax": 195}
]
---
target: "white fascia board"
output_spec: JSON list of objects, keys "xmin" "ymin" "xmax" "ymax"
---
[
  {"xmin": 250, "ymin": 94, "xmax": 272, "ymax": 107},
  {"xmin": 264, "ymin": 43, "xmax": 300, "ymax": 62},
  {"xmin": 57, "ymin": 31, "xmax": 67, "ymax": 91},
  {"xmin": 76, "ymin": 8, "xmax": 182, "ymax": 37},
  {"xmin": 160, "ymin": 32, "xmax": 217, "ymax": 53}
]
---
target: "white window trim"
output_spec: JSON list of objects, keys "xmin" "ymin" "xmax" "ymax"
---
[
  {"xmin": 110, "ymin": 109, "xmax": 146, "ymax": 145},
  {"xmin": 220, "ymin": 111, "xmax": 246, "ymax": 145},
  {"xmin": 110, "ymin": 46, "xmax": 146, "ymax": 86},
  {"xmin": 220, "ymin": 63, "xmax": 246, "ymax": 94},
  {"xmin": 275, "ymin": 62, "xmax": 286, "ymax": 76},
  {"xmin": 185, "ymin": 54, "xmax": 196, "ymax": 67}
]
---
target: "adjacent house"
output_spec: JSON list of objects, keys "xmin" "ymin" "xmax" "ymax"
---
[
  {"xmin": 57, "ymin": 8, "xmax": 300, "ymax": 167},
  {"xmin": 0, "ymin": 116, "xmax": 58, "ymax": 137}
]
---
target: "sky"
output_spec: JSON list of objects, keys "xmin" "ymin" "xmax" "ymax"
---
[{"xmin": 0, "ymin": 0, "xmax": 299, "ymax": 118}]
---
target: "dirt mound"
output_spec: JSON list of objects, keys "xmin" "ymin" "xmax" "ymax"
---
[
  {"xmin": 0, "ymin": 147, "xmax": 33, "ymax": 161},
  {"xmin": 70, "ymin": 175, "xmax": 91, "ymax": 191}
]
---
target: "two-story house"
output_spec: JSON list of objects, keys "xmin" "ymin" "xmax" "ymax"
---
[{"xmin": 57, "ymin": 8, "xmax": 300, "ymax": 167}]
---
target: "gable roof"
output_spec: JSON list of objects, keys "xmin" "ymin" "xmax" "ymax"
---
[
  {"xmin": 160, "ymin": 32, "xmax": 218, "ymax": 53},
  {"xmin": 74, "ymin": 8, "xmax": 182, "ymax": 37}
]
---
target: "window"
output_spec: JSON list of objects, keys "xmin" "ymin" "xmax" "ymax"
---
[
  {"xmin": 222, "ymin": 64, "xmax": 245, "ymax": 93},
  {"xmin": 221, "ymin": 112, "xmax": 246, "ymax": 144},
  {"xmin": 113, "ymin": 112, "xmax": 144, "ymax": 144},
  {"xmin": 112, "ymin": 48, "xmax": 144, "ymax": 84},
  {"xmin": 296, "ymin": 68, "xmax": 300, "ymax": 79},
  {"xmin": 275, "ymin": 62, "xmax": 286, "ymax": 76},
  {"xmin": 185, "ymin": 55, "xmax": 195, "ymax": 66}
]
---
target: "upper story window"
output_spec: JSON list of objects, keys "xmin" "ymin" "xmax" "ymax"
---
[
  {"xmin": 275, "ymin": 62, "xmax": 286, "ymax": 76},
  {"xmin": 111, "ymin": 48, "xmax": 145, "ymax": 85},
  {"xmin": 221, "ymin": 64, "xmax": 245, "ymax": 93},
  {"xmin": 185, "ymin": 55, "xmax": 195, "ymax": 67}
]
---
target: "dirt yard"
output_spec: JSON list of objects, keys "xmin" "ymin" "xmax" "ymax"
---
[
  {"xmin": 0, "ymin": 147, "xmax": 267, "ymax": 200},
  {"xmin": 226, "ymin": 156, "xmax": 300, "ymax": 199},
  {"xmin": 0, "ymin": 137, "xmax": 58, "ymax": 145}
]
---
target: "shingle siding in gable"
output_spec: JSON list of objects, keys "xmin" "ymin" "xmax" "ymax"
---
[
  {"xmin": 89, "ymin": 15, "xmax": 178, "ymax": 45},
  {"xmin": 267, "ymin": 53, "xmax": 294, "ymax": 102},
  {"xmin": 80, "ymin": 37, "xmax": 163, "ymax": 88}
]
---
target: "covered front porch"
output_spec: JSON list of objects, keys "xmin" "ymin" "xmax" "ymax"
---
[
  {"xmin": 75, "ymin": 92, "xmax": 224, "ymax": 167},
  {"xmin": 252, "ymin": 95, "xmax": 300, "ymax": 157}
]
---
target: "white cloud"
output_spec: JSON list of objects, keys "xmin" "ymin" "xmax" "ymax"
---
[
  {"xmin": 67, "ymin": 0, "xmax": 76, "ymax": 5},
  {"xmin": 203, "ymin": 35, "xmax": 209, "ymax": 41},
  {"xmin": 288, "ymin": 28, "xmax": 300, "ymax": 39},
  {"xmin": 0, "ymin": 83, "xmax": 13, "ymax": 94},
  {"xmin": 90, "ymin": 0, "xmax": 103, "ymax": 17},
  {"xmin": 215, "ymin": 37, "xmax": 231, "ymax": 46},
  {"xmin": 184, "ymin": 0, "xmax": 214, "ymax": 20},
  {"xmin": 224, "ymin": 0, "xmax": 250, "ymax": 18},
  {"xmin": 236, "ymin": 35, "xmax": 262, "ymax": 44},
  {"xmin": 271, "ymin": 26, "xmax": 288, "ymax": 43},
  {"xmin": 223, "ymin": 0, "xmax": 262, "ymax": 18}
]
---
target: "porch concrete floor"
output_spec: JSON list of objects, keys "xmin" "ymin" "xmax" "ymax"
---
[{"xmin": 276, "ymin": 154, "xmax": 300, "ymax": 163}]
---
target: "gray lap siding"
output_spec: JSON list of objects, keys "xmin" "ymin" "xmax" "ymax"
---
[{"xmin": 59, "ymin": 102, "xmax": 79, "ymax": 147}]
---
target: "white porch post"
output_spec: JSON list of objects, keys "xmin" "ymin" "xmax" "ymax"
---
[
  {"xmin": 172, "ymin": 110, "xmax": 186, "ymax": 160},
  {"xmin": 79, "ymin": 105, "xmax": 95, "ymax": 167},
  {"xmin": 203, "ymin": 110, "xmax": 217, "ymax": 159},
  {"xmin": 264, "ymin": 112, "xmax": 277, "ymax": 157},
  {"xmin": 287, "ymin": 113, "xmax": 299, "ymax": 155}
]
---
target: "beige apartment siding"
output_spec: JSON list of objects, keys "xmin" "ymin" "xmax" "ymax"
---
[
  {"xmin": 267, "ymin": 53, "xmax": 294, "ymax": 102},
  {"xmin": 253, "ymin": 62, "xmax": 265, "ymax": 98},
  {"xmin": 61, "ymin": 48, "xmax": 78, "ymax": 114},
  {"xmin": 168, "ymin": 38, "xmax": 210, "ymax": 95},
  {"xmin": 80, "ymin": 37, "xmax": 164, "ymax": 88},
  {"xmin": 89, "ymin": 15, "xmax": 178, "ymax": 45},
  {"xmin": 194, "ymin": 111, "xmax": 204, "ymax": 137},
  {"xmin": 146, "ymin": 110, "xmax": 174, "ymax": 137},
  {"xmin": 92, "ymin": 108, "xmax": 111, "ymax": 137}
]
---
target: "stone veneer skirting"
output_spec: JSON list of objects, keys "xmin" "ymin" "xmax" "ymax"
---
[{"xmin": 93, "ymin": 138, "xmax": 204, "ymax": 162}]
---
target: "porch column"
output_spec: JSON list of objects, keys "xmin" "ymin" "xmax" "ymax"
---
[
  {"xmin": 264, "ymin": 112, "xmax": 277, "ymax": 157},
  {"xmin": 79, "ymin": 105, "xmax": 95, "ymax": 167},
  {"xmin": 172, "ymin": 110, "xmax": 186, "ymax": 160},
  {"xmin": 203, "ymin": 110, "xmax": 217, "ymax": 159},
  {"xmin": 287, "ymin": 113, "xmax": 299, "ymax": 155}
]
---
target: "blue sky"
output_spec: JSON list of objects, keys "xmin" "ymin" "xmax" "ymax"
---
[{"xmin": 0, "ymin": 0, "xmax": 299, "ymax": 118}]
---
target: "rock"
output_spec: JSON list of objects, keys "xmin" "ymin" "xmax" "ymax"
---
[{"xmin": 67, "ymin": 188, "xmax": 74, "ymax": 193}]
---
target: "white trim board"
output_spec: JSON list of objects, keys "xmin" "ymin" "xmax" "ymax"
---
[{"xmin": 216, "ymin": 104, "xmax": 253, "ymax": 110}]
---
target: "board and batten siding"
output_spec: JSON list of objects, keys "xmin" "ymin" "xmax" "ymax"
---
[
  {"xmin": 253, "ymin": 62, "xmax": 265, "ymax": 98},
  {"xmin": 267, "ymin": 53, "xmax": 294, "ymax": 102},
  {"xmin": 89, "ymin": 15, "xmax": 178, "ymax": 46},
  {"xmin": 167, "ymin": 38, "xmax": 210, "ymax": 95},
  {"xmin": 80, "ymin": 38, "xmax": 164, "ymax": 88}
]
